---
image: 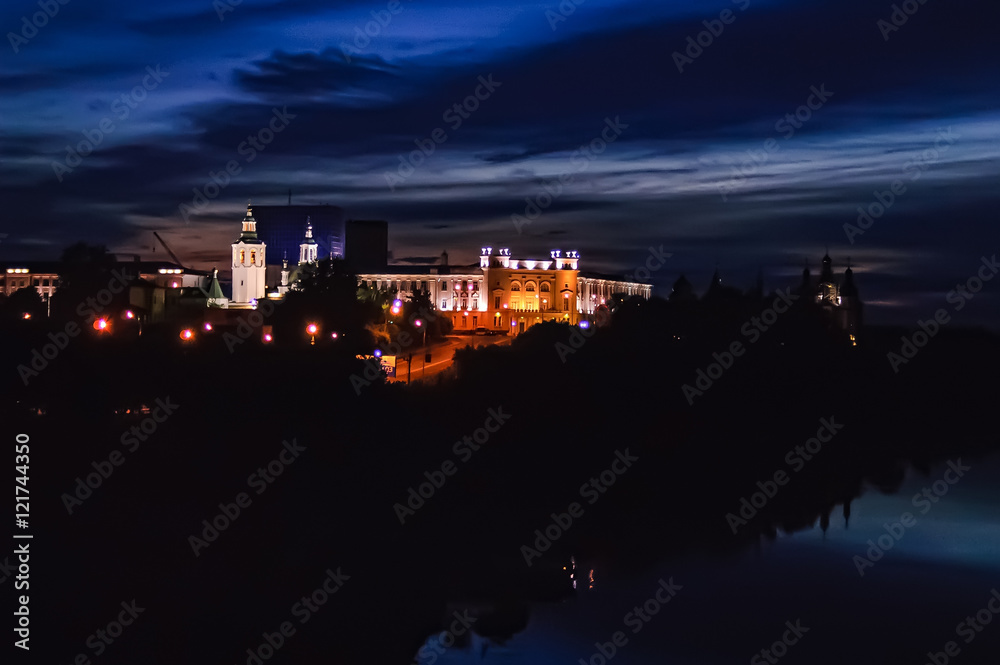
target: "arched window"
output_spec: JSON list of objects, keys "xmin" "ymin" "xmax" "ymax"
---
[
  {"xmin": 511, "ymin": 282, "xmax": 521, "ymax": 292},
  {"xmin": 540, "ymin": 282, "xmax": 551, "ymax": 293},
  {"xmin": 525, "ymin": 282, "xmax": 536, "ymax": 292},
  {"xmin": 240, "ymin": 249, "xmax": 245, "ymax": 264},
  {"xmin": 250, "ymin": 250, "xmax": 256, "ymax": 264}
]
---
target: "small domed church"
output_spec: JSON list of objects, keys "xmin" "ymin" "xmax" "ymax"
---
[{"xmin": 800, "ymin": 252, "xmax": 862, "ymax": 340}]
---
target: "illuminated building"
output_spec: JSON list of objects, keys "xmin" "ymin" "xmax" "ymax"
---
[
  {"xmin": 231, "ymin": 204, "xmax": 267, "ymax": 307},
  {"xmin": 801, "ymin": 252, "xmax": 863, "ymax": 339},
  {"xmin": 358, "ymin": 247, "xmax": 653, "ymax": 334}
]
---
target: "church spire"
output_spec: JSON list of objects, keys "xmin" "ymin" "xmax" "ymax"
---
[
  {"xmin": 239, "ymin": 201, "xmax": 258, "ymax": 240},
  {"xmin": 298, "ymin": 217, "xmax": 318, "ymax": 265}
]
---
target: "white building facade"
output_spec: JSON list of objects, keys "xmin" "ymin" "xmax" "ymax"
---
[{"xmin": 231, "ymin": 204, "xmax": 267, "ymax": 306}]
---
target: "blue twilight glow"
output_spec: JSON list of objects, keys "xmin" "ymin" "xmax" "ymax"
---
[{"xmin": 2, "ymin": 0, "xmax": 998, "ymax": 326}]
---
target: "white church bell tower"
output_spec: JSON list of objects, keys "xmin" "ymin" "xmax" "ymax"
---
[{"xmin": 231, "ymin": 203, "xmax": 266, "ymax": 305}]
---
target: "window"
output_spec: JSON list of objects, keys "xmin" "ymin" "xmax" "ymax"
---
[
  {"xmin": 563, "ymin": 297, "xmax": 570, "ymax": 312},
  {"xmin": 526, "ymin": 282, "xmax": 536, "ymax": 292},
  {"xmin": 511, "ymin": 282, "xmax": 521, "ymax": 292},
  {"xmin": 541, "ymin": 282, "xmax": 550, "ymax": 293},
  {"xmin": 442, "ymin": 299, "xmax": 448, "ymax": 309},
  {"xmin": 442, "ymin": 280, "xmax": 448, "ymax": 290},
  {"xmin": 461, "ymin": 299, "xmax": 468, "ymax": 310},
  {"xmin": 462, "ymin": 280, "xmax": 468, "ymax": 291},
  {"xmin": 240, "ymin": 249, "xmax": 245, "ymax": 264},
  {"xmin": 472, "ymin": 299, "xmax": 478, "ymax": 310},
  {"xmin": 251, "ymin": 250, "xmax": 256, "ymax": 264},
  {"xmin": 494, "ymin": 296, "xmax": 501, "ymax": 309}
]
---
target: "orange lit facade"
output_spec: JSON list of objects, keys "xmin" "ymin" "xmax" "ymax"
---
[{"xmin": 358, "ymin": 247, "xmax": 652, "ymax": 334}]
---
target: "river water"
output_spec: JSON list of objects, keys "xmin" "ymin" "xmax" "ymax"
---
[{"xmin": 417, "ymin": 453, "xmax": 1000, "ymax": 664}]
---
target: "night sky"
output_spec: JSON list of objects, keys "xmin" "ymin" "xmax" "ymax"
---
[{"xmin": 3, "ymin": 0, "xmax": 999, "ymax": 326}]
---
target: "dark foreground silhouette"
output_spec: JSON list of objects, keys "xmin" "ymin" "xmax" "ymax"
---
[{"xmin": 3, "ymin": 294, "xmax": 998, "ymax": 664}]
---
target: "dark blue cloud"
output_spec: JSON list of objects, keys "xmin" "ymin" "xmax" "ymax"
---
[{"xmin": 1, "ymin": 0, "xmax": 998, "ymax": 326}]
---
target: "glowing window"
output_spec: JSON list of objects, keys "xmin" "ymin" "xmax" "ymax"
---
[{"xmin": 541, "ymin": 282, "xmax": 550, "ymax": 293}]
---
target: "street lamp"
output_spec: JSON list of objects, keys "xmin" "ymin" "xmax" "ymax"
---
[
  {"xmin": 414, "ymin": 319, "xmax": 426, "ymax": 347},
  {"xmin": 306, "ymin": 323, "xmax": 318, "ymax": 345}
]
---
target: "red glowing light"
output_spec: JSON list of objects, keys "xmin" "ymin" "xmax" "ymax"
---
[{"xmin": 179, "ymin": 329, "xmax": 194, "ymax": 340}]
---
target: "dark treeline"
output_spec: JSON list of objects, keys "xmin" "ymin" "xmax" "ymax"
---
[{"xmin": 2, "ymin": 280, "xmax": 997, "ymax": 664}]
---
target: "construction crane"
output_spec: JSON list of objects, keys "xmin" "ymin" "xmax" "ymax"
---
[{"xmin": 153, "ymin": 231, "xmax": 186, "ymax": 268}]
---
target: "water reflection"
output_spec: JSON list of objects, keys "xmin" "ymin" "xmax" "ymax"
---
[{"xmin": 421, "ymin": 454, "xmax": 1000, "ymax": 664}]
